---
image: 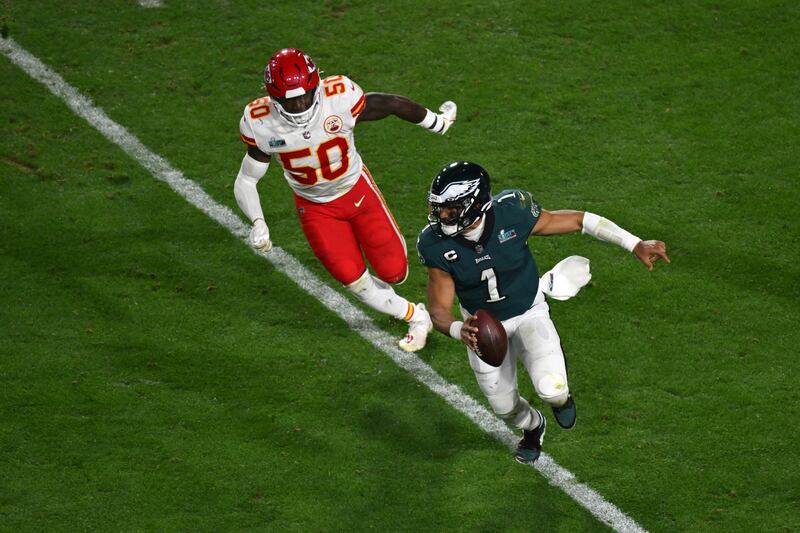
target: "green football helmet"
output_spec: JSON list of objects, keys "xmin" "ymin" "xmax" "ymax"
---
[{"xmin": 428, "ymin": 161, "xmax": 492, "ymax": 236}]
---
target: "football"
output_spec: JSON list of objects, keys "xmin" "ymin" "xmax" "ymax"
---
[{"xmin": 472, "ymin": 309, "xmax": 508, "ymax": 367}]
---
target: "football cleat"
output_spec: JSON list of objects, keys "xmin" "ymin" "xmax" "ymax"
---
[
  {"xmin": 398, "ymin": 303, "xmax": 433, "ymax": 352},
  {"xmin": 552, "ymin": 394, "xmax": 576, "ymax": 430},
  {"xmin": 514, "ymin": 410, "xmax": 546, "ymax": 465}
]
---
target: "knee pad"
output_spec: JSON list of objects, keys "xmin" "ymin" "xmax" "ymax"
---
[{"xmin": 536, "ymin": 372, "xmax": 569, "ymax": 407}]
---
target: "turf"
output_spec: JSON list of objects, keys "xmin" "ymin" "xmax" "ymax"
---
[{"xmin": 1, "ymin": 1, "xmax": 799, "ymax": 531}]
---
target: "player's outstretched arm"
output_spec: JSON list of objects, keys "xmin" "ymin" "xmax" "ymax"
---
[
  {"xmin": 358, "ymin": 93, "xmax": 457, "ymax": 134},
  {"xmin": 533, "ymin": 209, "xmax": 670, "ymax": 271}
]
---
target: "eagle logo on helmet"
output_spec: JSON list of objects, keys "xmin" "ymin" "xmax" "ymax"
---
[{"xmin": 428, "ymin": 178, "xmax": 482, "ymax": 204}]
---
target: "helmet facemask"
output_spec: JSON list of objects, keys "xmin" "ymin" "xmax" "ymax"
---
[
  {"xmin": 429, "ymin": 182, "xmax": 488, "ymax": 236},
  {"xmin": 273, "ymin": 87, "xmax": 321, "ymax": 127}
]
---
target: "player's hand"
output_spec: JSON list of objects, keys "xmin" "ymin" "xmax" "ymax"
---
[
  {"xmin": 461, "ymin": 315, "xmax": 479, "ymax": 350},
  {"xmin": 633, "ymin": 240, "xmax": 670, "ymax": 271},
  {"xmin": 249, "ymin": 218, "xmax": 272, "ymax": 252},
  {"xmin": 435, "ymin": 101, "xmax": 457, "ymax": 135}
]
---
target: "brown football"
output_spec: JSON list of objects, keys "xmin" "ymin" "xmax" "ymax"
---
[{"xmin": 472, "ymin": 309, "xmax": 508, "ymax": 367}]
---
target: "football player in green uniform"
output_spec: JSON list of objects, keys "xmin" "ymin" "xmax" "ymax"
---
[{"xmin": 417, "ymin": 161, "xmax": 670, "ymax": 464}]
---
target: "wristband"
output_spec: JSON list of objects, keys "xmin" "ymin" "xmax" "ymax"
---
[
  {"xmin": 417, "ymin": 109, "xmax": 445, "ymax": 133},
  {"xmin": 582, "ymin": 212, "xmax": 641, "ymax": 252},
  {"xmin": 417, "ymin": 109, "xmax": 436, "ymax": 127},
  {"xmin": 449, "ymin": 321, "xmax": 464, "ymax": 340}
]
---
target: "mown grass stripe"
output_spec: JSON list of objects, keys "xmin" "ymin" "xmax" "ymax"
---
[{"xmin": 1, "ymin": 36, "xmax": 646, "ymax": 533}]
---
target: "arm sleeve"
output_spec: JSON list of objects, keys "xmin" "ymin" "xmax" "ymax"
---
[
  {"xmin": 234, "ymin": 153, "xmax": 269, "ymax": 223},
  {"xmin": 582, "ymin": 212, "xmax": 641, "ymax": 252}
]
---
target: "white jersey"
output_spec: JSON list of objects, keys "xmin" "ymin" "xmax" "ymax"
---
[{"xmin": 239, "ymin": 75, "xmax": 367, "ymax": 203}]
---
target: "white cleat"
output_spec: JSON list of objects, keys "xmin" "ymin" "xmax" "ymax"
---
[{"xmin": 398, "ymin": 303, "xmax": 433, "ymax": 352}]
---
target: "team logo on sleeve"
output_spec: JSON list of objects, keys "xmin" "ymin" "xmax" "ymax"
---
[{"xmin": 324, "ymin": 115, "xmax": 343, "ymax": 133}]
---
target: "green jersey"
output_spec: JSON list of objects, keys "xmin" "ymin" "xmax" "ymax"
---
[{"xmin": 417, "ymin": 189, "xmax": 543, "ymax": 321}]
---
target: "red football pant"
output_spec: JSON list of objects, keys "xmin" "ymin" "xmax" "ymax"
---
[{"xmin": 293, "ymin": 168, "xmax": 408, "ymax": 286}]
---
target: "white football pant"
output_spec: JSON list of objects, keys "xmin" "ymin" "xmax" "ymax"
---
[{"xmin": 464, "ymin": 291, "xmax": 569, "ymax": 431}]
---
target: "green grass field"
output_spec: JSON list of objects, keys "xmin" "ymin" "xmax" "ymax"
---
[{"xmin": 2, "ymin": 1, "xmax": 799, "ymax": 531}]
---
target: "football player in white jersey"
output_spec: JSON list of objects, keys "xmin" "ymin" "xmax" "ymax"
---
[{"xmin": 234, "ymin": 48, "xmax": 458, "ymax": 352}]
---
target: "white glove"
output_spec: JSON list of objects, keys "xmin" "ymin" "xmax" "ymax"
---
[
  {"xmin": 249, "ymin": 218, "xmax": 272, "ymax": 252},
  {"xmin": 418, "ymin": 101, "xmax": 457, "ymax": 135},
  {"xmin": 540, "ymin": 256, "xmax": 591, "ymax": 301},
  {"xmin": 437, "ymin": 101, "xmax": 457, "ymax": 134}
]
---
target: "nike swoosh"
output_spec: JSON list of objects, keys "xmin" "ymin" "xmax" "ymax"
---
[{"xmin": 354, "ymin": 195, "xmax": 365, "ymax": 208}]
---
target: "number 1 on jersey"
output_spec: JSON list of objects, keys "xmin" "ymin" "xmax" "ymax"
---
[{"xmin": 481, "ymin": 268, "xmax": 506, "ymax": 302}]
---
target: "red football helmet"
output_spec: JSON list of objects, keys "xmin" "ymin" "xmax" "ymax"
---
[{"xmin": 264, "ymin": 48, "xmax": 321, "ymax": 127}]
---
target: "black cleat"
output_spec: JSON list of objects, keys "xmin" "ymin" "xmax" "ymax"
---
[
  {"xmin": 514, "ymin": 411, "xmax": 546, "ymax": 465},
  {"xmin": 552, "ymin": 394, "xmax": 576, "ymax": 430}
]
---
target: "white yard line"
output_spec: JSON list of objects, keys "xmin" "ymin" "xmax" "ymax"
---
[
  {"xmin": 1, "ymin": 36, "xmax": 647, "ymax": 533},
  {"xmin": 137, "ymin": 0, "xmax": 163, "ymax": 7}
]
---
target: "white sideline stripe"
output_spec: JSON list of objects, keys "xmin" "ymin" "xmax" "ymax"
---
[
  {"xmin": 1, "ymin": 37, "xmax": 646, "ymax": 533},
  {"xmin": 137, "ymin": 0, "xmax": 163, "ymax": 7}
]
